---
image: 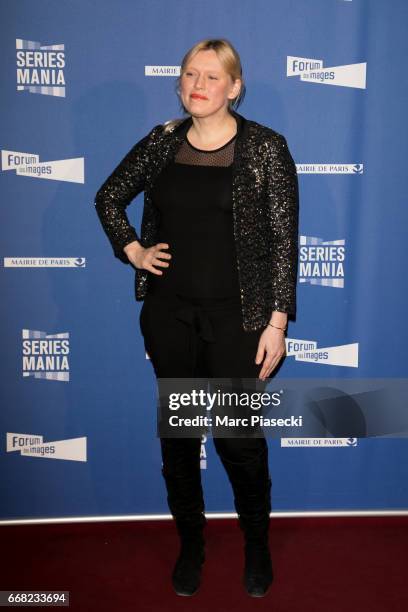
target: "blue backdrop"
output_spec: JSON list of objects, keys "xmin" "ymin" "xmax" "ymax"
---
[{"xmin": 1, "ymin": 0, "xmax": 408, "ymax": 520}]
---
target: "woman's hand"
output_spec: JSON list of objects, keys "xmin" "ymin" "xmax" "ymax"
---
[
  {"xmin": 255, "ymin": 325, "xmax": 286, "ymax": 381},
  {"xmin": 123, "ymin": 241, "xmax": 171, "ymax": 274}
]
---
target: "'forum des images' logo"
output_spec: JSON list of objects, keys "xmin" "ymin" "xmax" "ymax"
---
[
  {"xmin": 287, "ymin": 56, "xmax": 367, "ymax": 89},
  {"xmin": 22, "ymin": 329, "xmax": 70, "ymax": 382},
  {"xmin": 286, "ymin": 338, "xmax": 358, "ymax": 367},
  {"xmin": 16, "ymin": 38, "xmax": 66, "ymax": 97},
  {"xmin": 1, "ymin": 150, "xmax": 84, "ymax": 184},
  {"xmin": 7, "ymin": 433, "xmax": 86, "ymax": 462}
]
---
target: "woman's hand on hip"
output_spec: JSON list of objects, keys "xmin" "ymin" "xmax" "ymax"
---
[
  {"xmin": 123, "ymin": 241, "xmax": 171, "ymax": 274},
  {"xmin": 255, "ymin": 326, "xmax": 286, "ymax": 380}
]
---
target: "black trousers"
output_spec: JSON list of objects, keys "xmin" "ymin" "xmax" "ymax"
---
[{"xmin": 139, "ymin": 291, "xmax": 272, "ymax": 527}]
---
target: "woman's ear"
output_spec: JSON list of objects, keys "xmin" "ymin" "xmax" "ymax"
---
[{"xmin": 229, "ymin": 78, "xmax": 242, "ymax": 100}]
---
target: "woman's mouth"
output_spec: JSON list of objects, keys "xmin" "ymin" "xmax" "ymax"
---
[{"xmin": 190, "ymin": 94, "xmax": 208, "ymax": 100}]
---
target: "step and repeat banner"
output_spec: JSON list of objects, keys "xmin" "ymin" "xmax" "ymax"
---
[{"xmin": 1, "ymin": 0, "xmax": 408, "ymax": 520}]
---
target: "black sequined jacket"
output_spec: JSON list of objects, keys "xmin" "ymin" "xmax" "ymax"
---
[{"xmin": 94, "ymin": 109, "xmax": 299, "ymax": 332}]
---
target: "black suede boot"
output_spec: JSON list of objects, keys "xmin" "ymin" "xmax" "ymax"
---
[
  {"xmin": 160, "ymin": 438, "xmax": 206, "ymax": 596},
  {"xmin": 171, "ymin": 514, "xmax": 206, "ymax": 596},
  {"xmin": 215, "ymin": 442, "xmax": 273, "ymax": 597},
  {"xmin": 240, "ymin": 510, "xmax": 273, "ymax": 597}
]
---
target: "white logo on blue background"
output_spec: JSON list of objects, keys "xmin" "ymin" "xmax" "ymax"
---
[
  {"xmin": 16, "ymin": 38, "xmax": 66, "ymax": 97},
  {"xmin": 286, "ymin": 338, "xmax": 359, "ymax": 367},
  {"xmin": 22, "ymin": 329, "xmax": 70, "ymax": 382},
  {"xmin": 1, "ymin": 150, "xmax": 84, "ymax": 184},
  {"xmin": 145, "ymin": 66, "xmax": 180, "ymax": 76},
  {"xmin": 7, "ymin": 433, "xmax": 86, "ymax": 461},
  {"xmin": 299, "ymin": 235, "xmax": 345, "ymax": 288},
  {"xmin": 4, "ymin": 258, "xmax": 86, "ymax": 268},
  {"xmin": 296, "ymin": 163, "xmax": 363, "ymax": 174},
  {"xmin": 287, "ymin": 55, "xmax": 366, "ymax": 89},
  {"xmin": 281, "ymin": 437, "xmax": 358, "ymax": 447}
]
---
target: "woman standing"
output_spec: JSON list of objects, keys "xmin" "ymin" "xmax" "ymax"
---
[{"xmin": 95, "ymin": 38, "xmax": 299, "ymax": 598}]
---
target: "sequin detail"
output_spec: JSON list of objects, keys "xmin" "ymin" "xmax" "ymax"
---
[{"xmin": 94, "ymin": 110, "xmax": 299, "ymax": 332}]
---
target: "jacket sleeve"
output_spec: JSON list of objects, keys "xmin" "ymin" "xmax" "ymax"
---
[
  {"xmin": 266, "ymin": 134, "xmax": 299, "ymax": 316},
  {"xmin": 94, "ymin": 124, "xmax": 162, "ymax": 264}
]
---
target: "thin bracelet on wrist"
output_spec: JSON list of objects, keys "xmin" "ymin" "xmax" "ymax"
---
[{"xmin": 267, "ymin": 322, "xmax": 287, "ymax": 332}]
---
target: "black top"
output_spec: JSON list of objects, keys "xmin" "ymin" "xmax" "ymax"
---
[{"xmin": 148, "ymin": 132, "xmax": 241, "ymax": 299}]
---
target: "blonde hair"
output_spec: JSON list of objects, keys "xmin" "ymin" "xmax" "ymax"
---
[{"xmin": 163, "ymin": 38, "xmax": 246, "ymax": 133}]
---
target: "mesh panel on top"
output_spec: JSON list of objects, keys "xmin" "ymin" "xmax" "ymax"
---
[{"xmin": 175, "ymin": 132, "xmax": 237, "ymax": 167}]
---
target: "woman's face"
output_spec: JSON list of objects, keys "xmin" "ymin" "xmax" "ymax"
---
[{"xmin": 180, "ymin": 49, "xmax": 241, "ymax": 118}]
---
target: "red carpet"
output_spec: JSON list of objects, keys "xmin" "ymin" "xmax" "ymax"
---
[{"xmin": 1, "ymin": 516, "xmax": 407, "ymax": 611}]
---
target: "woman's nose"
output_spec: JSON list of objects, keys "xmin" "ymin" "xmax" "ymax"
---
[{"xmin": 195, "ymin": 74, "xmax": 205, "ymax": 88}]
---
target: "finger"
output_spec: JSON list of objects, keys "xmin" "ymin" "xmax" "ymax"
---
[
  {"xmin": 154, "ymin": 245, "xmax": 172, "ymax": 258},
  {"xmin": 265, "ymin": 358, "xmax": 280, "ymax": 378},
  {"xmin": 256, "ymin": 345, "xmax": 277, "ymax": 376},
  {"xmin": 259, "ymin": 350, "xmax": 281, "ymax": 378},
  {"xmin": 259, "ymin": 366, "xmax": 275, "ymax": 380},
  {"xmin": 155, "ymin": 251, "xmax": 172, "ymax": 260},
  {"xmin": 259, "ymin": 359, "xmax": 274, "ymax": 380},
  {"xmin": 255, "ymin": 341, "xmax": 265, "ymax": 365},
  {"xmin": 146, "ymin": 253, "xmax": 167, "ymax": 270},
  {"xmin": 146, "ymin": 263, "xmax": 163, "ymax": 275},
  {"xmin": 260, "ymin": 352, "xmax": 285, "ymax": 379},
  {"xmin": 152, "ymin": 257, "xmax": 170, "ymax": 268},
  {"xmin": 259, "ymin": 353, "xmax": 274, "ymax": 377}
]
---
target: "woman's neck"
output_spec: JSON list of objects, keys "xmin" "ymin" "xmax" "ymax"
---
[{"xmin": 187, "ymin": 109, "xmax": 237, "ymax": 151}]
